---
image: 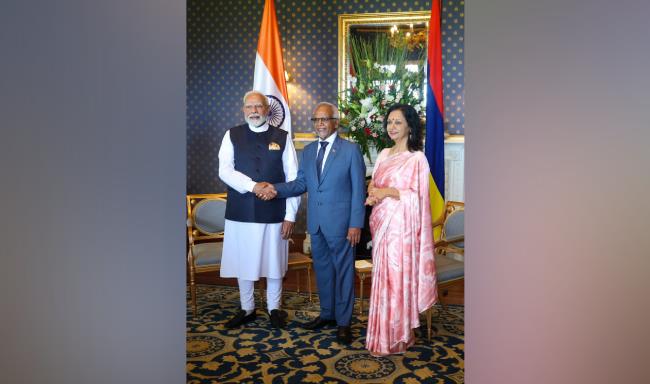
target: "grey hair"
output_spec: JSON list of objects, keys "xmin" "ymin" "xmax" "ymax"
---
[
  {"xmin": 242, "ymin": 90, "xmax": 269, "ymax": 107},
  {"xmin": 314, "ymin": 102, "xmax": 340, "ymax": 119}
]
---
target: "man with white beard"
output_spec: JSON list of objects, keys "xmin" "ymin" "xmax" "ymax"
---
[{"xmin": 217, "ymin": 90, "xmax": 299, "ymax": 329}]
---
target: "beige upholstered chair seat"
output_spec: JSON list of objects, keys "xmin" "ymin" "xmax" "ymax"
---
[{"xmin": 191, "ymin": 242, "xmax": 223, "ymax": 267}]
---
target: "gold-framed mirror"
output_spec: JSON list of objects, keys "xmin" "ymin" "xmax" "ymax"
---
[{"xmin": 337, "ymin": 11, "xmax": 431, "ymax": 97}]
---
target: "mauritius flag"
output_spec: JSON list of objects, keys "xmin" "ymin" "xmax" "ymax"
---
[{"xmin": 426, "ymin": 0, "xmax": 445, "ymax": 238}]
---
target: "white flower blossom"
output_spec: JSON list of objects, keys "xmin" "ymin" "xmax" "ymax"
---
[
  {"xmin": 367, "ymin": 107, "xmax": 379, "ymax": 119},
  {"xmin": 360, "ymin": 97, "xmax": 374, "ymax": 111}
]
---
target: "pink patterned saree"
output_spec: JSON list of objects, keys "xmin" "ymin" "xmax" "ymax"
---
[{"xmin": 365, "ymin": 150, "xmax": 438, "ymax": 356}]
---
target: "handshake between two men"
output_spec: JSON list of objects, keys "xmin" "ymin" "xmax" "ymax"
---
[
  {"xmin": 252, "ymin": 182, "xmax": 293, "ymax": 240},
  {"xmin": 253, "ymin": 182, "xmax": 277, "ymax": 201}
]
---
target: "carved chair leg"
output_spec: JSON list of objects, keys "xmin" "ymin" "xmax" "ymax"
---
[
  {"xmin": 307, "ymin": 267, "xmax": 312, "ymax": 302},
  {"xmin": 358, "ymin": 274, "xmax": 365, "ymax": 315},
  {"xmin": 439, "ymin": 286, "xmax": 449, "ymax": 312},
  {"xmin": 190, "ymin": 267, "xmax": 197, "ymax": 318},
  {"xmin": 426, "ymin": 307, "xmax": 433, "ymax": 341},
  {"xmin": 296, "ymin": 270, "xmax": 301, "ymax": 293}
]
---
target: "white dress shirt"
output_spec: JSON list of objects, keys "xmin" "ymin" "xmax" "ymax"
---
[{"xmin": 316, "ymin": 131, "xmax": 337, "ymax": 174}]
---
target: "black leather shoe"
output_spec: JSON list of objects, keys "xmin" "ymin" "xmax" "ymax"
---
[
  {"xmin": 336, "ymin": 326, "xmax": 352, "ymax": 344},
  {"xmin": 269, "ymin": 309, "xmax": 287, "ymax": 329},
  {"xmin": 224, "ymin": 310, "xmax": 256, "ymax": 329},
  {"xmin": 303, "ymin": 316, "xmax": 337, "ymax": 330}
]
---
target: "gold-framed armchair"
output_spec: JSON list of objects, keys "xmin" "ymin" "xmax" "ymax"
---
[
  {"xmin": 186, "ymin": 193, "xmax": 227, "ymax": 318},
  {"xmin": 426, "ymin": 201, "xmax": 465, "ymax": 340},
  {"xmin": 434, "ymin": 201, "xmax": 465, "ymax": 262}
]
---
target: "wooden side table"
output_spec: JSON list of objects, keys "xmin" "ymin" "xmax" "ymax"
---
[
  {"xmin": 354, "ymin": 259, "xmax": 373, "ymax": 315},
  {"xmin": 287, "ymin": 252, "xmax": 313, "ymax": 302}
]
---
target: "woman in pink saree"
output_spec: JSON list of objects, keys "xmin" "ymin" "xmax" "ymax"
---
[{"xmin": 365, "ymin": 104, "xmax": 438, "ymax": 356}]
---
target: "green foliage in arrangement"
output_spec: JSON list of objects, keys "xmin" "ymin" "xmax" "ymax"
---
[{"xmin": 339, "ymin": 33, "xmax": 426, "ymax": 162}]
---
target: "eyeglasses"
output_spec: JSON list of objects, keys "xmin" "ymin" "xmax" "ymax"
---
[{"xmin": 310, "ymin": 117, "xmax": 338, "ymax": 124}]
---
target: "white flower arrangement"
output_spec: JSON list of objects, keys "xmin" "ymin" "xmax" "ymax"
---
[{"xmin": 338, "ymin": 34, "xmax": 426, "ymax": 162}]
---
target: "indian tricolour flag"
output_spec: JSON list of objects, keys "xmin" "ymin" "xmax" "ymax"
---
[{"xmin": 253, "ymin": 0, "xmax": 291, "ymax": 133}]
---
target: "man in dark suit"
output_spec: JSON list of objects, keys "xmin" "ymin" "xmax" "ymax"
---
[{"xmin": 259, "ymin": 102, "xmax": 366, "ymax": 344}]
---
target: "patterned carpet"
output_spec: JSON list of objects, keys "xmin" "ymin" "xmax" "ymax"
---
[{"xmin": 187, "ymin": 284, "xmax": 464, "ymax": 383}]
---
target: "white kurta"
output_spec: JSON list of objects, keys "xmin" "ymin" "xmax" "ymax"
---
[{"xmin": 218, "ymin": 122, "xmax": 300, "ymax": 280}]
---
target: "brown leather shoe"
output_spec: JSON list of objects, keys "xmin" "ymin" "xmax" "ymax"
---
[
  {"xmin": 336, "ymin": 326, "xmax": 352, "ymax": 344},
  {"xmin": 303, "ymin": 316, "xmax": 337, "ymax": 330},
  {"xmin": 224, "ymin": 310, "xmax": 256, "ymax": 329}
]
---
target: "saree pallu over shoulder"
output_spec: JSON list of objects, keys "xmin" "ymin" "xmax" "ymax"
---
[{"xmin": 366, "ymin": 151, "xmax": 438, "ymax": 356}]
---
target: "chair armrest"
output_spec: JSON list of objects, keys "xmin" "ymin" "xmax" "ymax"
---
[
  {"xmin": 435, "ymin": 239, "xmax": 450, "ymax": 248},
  {"xmin": 435, "ymin": 235, "xmax": 464, "ymax": 248},
  {"xmin": 445, "ymin": 234, "xmax": 464, "ymax": 243},
  {"xmin": 187, "ymin": 223, "xmax": 196, "ymax": 246}
]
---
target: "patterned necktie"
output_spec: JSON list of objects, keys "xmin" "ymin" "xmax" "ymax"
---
[{"xmin": 316, "ymin": 141, "xmax": 329, "ymax": 181}]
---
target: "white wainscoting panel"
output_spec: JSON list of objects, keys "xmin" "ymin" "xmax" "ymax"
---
[{"xmin": 444, "ymin": 136, "xmax": 465, "ymax": 202}]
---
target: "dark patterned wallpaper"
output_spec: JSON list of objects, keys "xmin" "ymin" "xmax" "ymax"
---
[{"xmin": 187, "ymin": 0, "xmax": 464, "ymax": 195}]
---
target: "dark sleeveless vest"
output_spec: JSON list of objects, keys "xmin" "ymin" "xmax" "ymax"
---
[{"xmin": 225, "ymin": 124, "xmax": 288, "ymax": 223}]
